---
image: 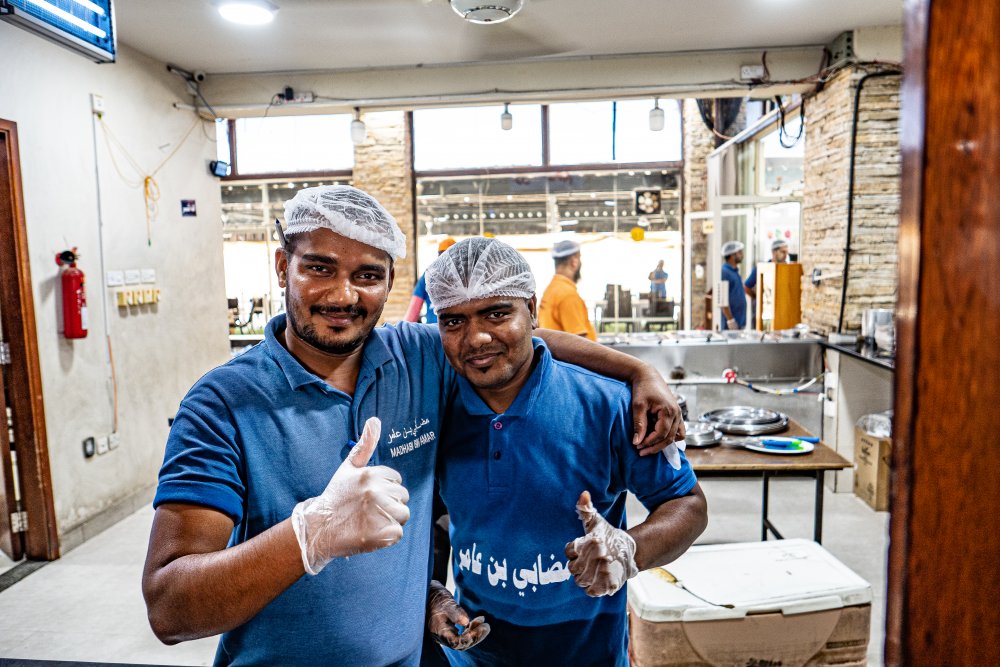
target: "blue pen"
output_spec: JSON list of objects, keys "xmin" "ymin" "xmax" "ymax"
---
[{"xmin": 760, "ymin": 439, "xmax": 804, "ymax": 449}]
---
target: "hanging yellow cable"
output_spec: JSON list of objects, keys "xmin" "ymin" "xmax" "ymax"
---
[{"xmin": 97, "ymin": 116, "xmax": 202, "ymax": 245}]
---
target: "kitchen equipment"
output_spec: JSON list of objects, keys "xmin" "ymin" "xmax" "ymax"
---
[
  {"xmin": 674, "ymin": 392, "xmax": 688, "ymax": 420},
  {"xmin": 699, "ymin": 406, "xmax": 789, "ymax": 435},
  {"xmin": 683, "ymin": 421, "xmax": 722, "ymax": 447},
  {"xmin": 861, "ymin": 308, "xmax": 893, "ymax": 341}
]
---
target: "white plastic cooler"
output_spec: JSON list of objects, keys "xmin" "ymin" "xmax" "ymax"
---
[{"xmin": 627, "ymin": 539, "xmax": 872, "ymax": 667}]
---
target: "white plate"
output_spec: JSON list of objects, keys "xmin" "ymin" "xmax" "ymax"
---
[{"xmin": 743, "ymin": 442, "xmax": 815, "ymax": 456}]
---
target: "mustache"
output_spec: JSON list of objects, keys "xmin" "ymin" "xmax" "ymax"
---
[
  {"xmin": 462, "ymin": 346, "xmax": 505, "ymax": 361},
  {"xmin": 311, "ymin": 304, "xmax": 367, "ymax": 318}
]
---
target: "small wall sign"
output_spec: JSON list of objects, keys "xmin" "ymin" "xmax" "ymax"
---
[{"xmin": 181, "ymin": 200, "xmax": 197, "ymax": 217}]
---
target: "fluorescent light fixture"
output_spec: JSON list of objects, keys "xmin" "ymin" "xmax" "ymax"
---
[
  {"xmin": 500, "ymin": 103, "xmax": 513, "ymax": 131},
  {"xmin": 649, "ymin": 98, "xmax": 665, "ymax": 132},
  {"xmin": 217, "ymin": 0, "xmax": 278, "ymax": 25},
  {"xmin": 350, "ymin": 108, "xmax": 367, "ymax": 144},
  {"xmin": 2, "ymin": 0, "xmax": 116, "ymax": 61}
]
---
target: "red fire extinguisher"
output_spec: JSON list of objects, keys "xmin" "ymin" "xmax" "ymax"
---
[{"xmin": 56, "ymin": 248, "xmax": 88, "ymax": 339}]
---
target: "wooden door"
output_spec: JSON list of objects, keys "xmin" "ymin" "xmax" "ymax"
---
[
  {"xmin": 888, "ymin": 0, "xmax": 1000, "ymax": 663},
  {"xmin": 0, "ymin": 119, "xmax": 58, "ymax": 561}
]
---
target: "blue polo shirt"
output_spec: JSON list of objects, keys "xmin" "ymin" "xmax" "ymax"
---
[
  {"xmin": 154, "ymin": 314, "xmax": 456, "ymax": 667},
  {"xmin": 721, "ymin": 262, "xmax": 747, "ymax": 329},
  {"xmin": 413, "ymin": 273, "xmax": 438, "ymax": 323},
  {"xmin": 436, "ymin": 341, "xmax": 697, "ymax": 667}
]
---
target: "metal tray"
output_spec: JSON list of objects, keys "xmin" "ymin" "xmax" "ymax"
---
[
  {"xmin": 683, "ymin": 421, "xmax": 722, "ymax": 447},
  {"xmin": 698, "ymin": 407, "xmax": 790, "ymax": 436}
]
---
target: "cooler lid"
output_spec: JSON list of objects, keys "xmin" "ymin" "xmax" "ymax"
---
[{"xmin": 628, "ymin": 539, "xmax": 872, "ymax": 622}]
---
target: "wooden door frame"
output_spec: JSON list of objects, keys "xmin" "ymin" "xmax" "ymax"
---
[
  {"xmin": 0, "ymin": 118, "xmax": 59, "ymax": 561},
  {"xmin": 888, "ymin": 0, "xmax": 1000, "ymax": 662}
]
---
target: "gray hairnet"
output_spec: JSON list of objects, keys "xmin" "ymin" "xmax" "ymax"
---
[
  {"xmin": 551, "ymin": 239, "xmax": 581, "ymax": 259},
  {"xmin": 424, "ymin": 238, "xmax": 536, "ymax": 312},
  {"xmin": 283, "ymin": 185, "xmax": 407, "ymax": 259},
  {"xmin": 721, "ymin": 240, "xmax": 745, "ymax": 257},
  {"xmin": 771, "ymin": 238, "xmax": 789, "ymax": 251}
]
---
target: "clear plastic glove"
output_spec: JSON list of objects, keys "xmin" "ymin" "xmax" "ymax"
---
[
  {"xmin": 290, "ymin": 417, "xmax": 410, "ymax": 575},
  {"xmin": 564, "ymin": 490, "xmax": 638, "ymax": 597},
  {"xmin": 427, "ymin": 580, "xmax": 491, "ymax": 651},
  {"xmin": 726, "ymin": 318, "xmax": 738, "ymax": 330}
]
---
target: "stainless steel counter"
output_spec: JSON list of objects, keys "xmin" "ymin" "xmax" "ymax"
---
[{"xmin": 600, "ymin": 331, "xmax": 824, "ymax": 434}]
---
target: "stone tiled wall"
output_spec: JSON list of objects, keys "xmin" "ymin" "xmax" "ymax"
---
[
  {"xmin": 682, "ymin": 99, "xmax": 717, "ymax": 329},
  {"xmin": 352, "ymin": 111, "xmax": 416, "ymax": 322},
  {"xmin": 801, "ymin": 69, "xmax": 901, "ymax": 334}
]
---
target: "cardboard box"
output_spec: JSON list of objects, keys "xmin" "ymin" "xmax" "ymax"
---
[
  {"xmin": 853, "ymin": 426, "xmax": 891, "ymax": 511},
  {"xmin": 628, "ymin": 539, "xmax": 872, "ymax": 667}
]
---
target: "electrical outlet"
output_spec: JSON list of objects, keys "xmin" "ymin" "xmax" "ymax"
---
[
  {"xmin": 141, "ymin": 268, "xmax": 156, "ymax": 283},
  {"xmin": 740, "ymin": 64, "xmax": 766, "ymax": 81},
  {"xmin": 124, "ymin": 269, "xmax": 141, "ymax": 285},
  {"xmin": 82, "ymin": 436, "xmax": 96, "ymax": 458},
  {"xmin": 106, "ymin": 270, "xmax": 124, "ymax": 287},
  {"xmin": 116, "ymin": 290, "xmax": 129, "ymax": 308},
  {"xmin": 90, "ymin": 93, "xmax": 105, "ymax": 114},
  {"xmin": 96, "ymin": 435, "xmax": 109, "ymax": 455},
  {"xmin": 108, "ymin": 433, "xmax": 120, "ymax": 450}
]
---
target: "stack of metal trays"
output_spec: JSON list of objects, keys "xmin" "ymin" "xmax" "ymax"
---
[
  {"xmin": 683, "ymin": 421, "xmax": 722, "ymax": 447},
  {"xmin": 674, "ymin": 393, "xmax": 688, "ymax": 421},
  {"xmin": 698, "ymin": 406, "xmax": 790, "ymax": 436}
]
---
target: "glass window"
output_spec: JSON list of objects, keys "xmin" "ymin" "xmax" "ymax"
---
[
  {"xmin": 548, "ymin": 99, "xmax": 682, "ymax": 165},
  {"xmin": 235, "ymin": 114, "xmax": 354, "ymax": 174},
  {"xmin": 413, "ymin": 105, "xmax": 543, "ymax": 171},
  {"xmin": 216, "ymin": 118, "xmax": 231, "ymax": 165},
  {"xmin": 758, "ymin": 114, "xmax": 804, "ymax": 195}
]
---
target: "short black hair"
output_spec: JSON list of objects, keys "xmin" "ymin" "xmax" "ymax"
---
[{"xmin": 554, "ymin": 254, "xmax": 577, "ymax": 269}]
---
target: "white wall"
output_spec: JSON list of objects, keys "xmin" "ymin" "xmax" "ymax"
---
[{"xmin": 0, "ymin": 26, "xmax": 230, "ymax": 544}]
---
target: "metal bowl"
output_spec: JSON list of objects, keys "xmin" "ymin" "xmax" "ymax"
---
[
  {"xmin": 683, "ymin": 421, "xmax": 722, "ymax": 447},
  {"xmin": 674, "ymin": 392, "xmax": 689, "ymax": 421},
  {"xmin": 698, "ymin": 406, "xmax": 790, "ymax": 436}
]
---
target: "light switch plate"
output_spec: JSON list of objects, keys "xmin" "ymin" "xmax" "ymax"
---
[
  {"xmin": 141, "ymin": 268, "xmax": 156, "ymax": 283},
  {"xmin": 124, "ymin": 269, "xmax": 141, "ymax": 285},
  {"xmin": 106, "ymin": 271, "xmax": 124, "ymax": 287}
]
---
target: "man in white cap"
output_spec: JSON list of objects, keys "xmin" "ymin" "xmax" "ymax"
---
[
  {"xmin": 143, "ymin": 185, "xmax": 686, "ymax": 666},
  {"xmin": 744, "ymin": 238, "xmax": 790, "ymax": 327},
  {"xmin": 720, "ymin": 240, "xmax": 747, "ymax": 330},
  {"xmin": 538, "ymin": 239, "xmax": 596, "ymax": 340},
  {"xmin": 422, "ymin": 238, "xmax": 707, "ymax": 666}
]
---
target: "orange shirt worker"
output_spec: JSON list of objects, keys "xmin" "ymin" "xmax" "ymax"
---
[{"xmin": 538, "ymin": 239, "xmax": 597, "ymax": 341}]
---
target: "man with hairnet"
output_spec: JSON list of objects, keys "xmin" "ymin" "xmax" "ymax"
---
[
  {"xmin": 422, "ymin": 238, "xmax": 708, "ymax": 667},
  {"xmin": 538, "ymin": 239, "xmax": 597, "ymax": 341},
  {"xmin": 720, "ymin": 240, "xmax": 747, "ymax": 330},
  {"xmin": 142, "ymin": 185, "xmax": 687, "ymax": 666}
]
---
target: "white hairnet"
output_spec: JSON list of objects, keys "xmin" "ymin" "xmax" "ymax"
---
[
  {"xmin": 283, "ymin": 185, "xmax": 407, "ymax": 259},
  {"xmin": 552, "ymin": 239, "xmax": 581, "ymax": 259},
  {"xmin": 771, "ymin": 238, "xmax": 789, "ymax": 251},
  {"xmin": 424, "ymin": 238, "xmax": 536, "ymax": 312},
  {"xmin": 721, "ymin": 240, "xmax": 745, "ymax": 257}
]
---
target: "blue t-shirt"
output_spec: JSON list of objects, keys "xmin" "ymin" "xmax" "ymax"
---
[
  {"xmin": 649, "ymin": 269, "xmax": 668, "ymax": 297},
  {"xmin": 154, "ymin": 314, "xmax": 456, "ymax": 667},
  {"xmin": 721, "ymin": 262, "xmax": 747, "ymax": 329},
  {"xmin": 413, "ymin": 273, "xmax": 437, "ymax": 323},
  {"xmin": 744, "ymin": 265, "xmax": 758, "ymax": 291},
  {"xmin": 436, "ymin": 341, "xmax": 697, "ymax": 667}
]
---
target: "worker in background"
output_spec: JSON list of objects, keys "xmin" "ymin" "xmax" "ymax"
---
[
  {"xmin": 648, "ymin": 259, "xmax": 668, "ymax": 298},
  {"xmin": 720, "ymin": 240, "xmax": 747, "ymax": 331},
  {"xmin": 538, "ymin": 239, "xmax": 596, "ymax": 341},
  {"xmin": 405, "ymin": 237, "xmax": 457, "ymax": 323},
  {"xmin": 422, "ymin": 238, "xmax": 707, "ymax": 666},
  {"xmin": 744, "ymin": 238, "xmax": 789, "ymax": 328},
  {"xmin": 142, "ymin": 185, "xmax": 687, "ymax": 666}
]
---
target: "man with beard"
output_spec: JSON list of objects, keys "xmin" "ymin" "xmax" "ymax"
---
[
  {"xmin": 142, "ymin": 185, "xmax": 685, "ymax": 666},
  {"xmin": 537, "ymin": 239, "xmax": 596, "ymax": 341},
  {"xmin": 422, "ymin": 239, "xmax": 707, "ymax": 666}
]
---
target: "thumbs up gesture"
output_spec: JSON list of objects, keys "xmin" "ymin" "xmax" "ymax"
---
[
  {"xmin": 291, "ymin": 417, "xmax": 411, "ymax": 575},
  {"xmin": 564, "ymin": 491, "xmax": 638, "ymax": 597}
]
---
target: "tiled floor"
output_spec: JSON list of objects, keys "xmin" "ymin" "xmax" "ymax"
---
[{"xmin": 0, "ymin": 478, "xmax": 889, "ymax": 665}]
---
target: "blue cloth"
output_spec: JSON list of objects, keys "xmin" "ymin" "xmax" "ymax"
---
[
  {"xmin": 436, "ymin": 341, "xmax": 697, "ymax": 667},
  {"xmin": 649, "ymin": 269, "xmax": 668, "ymax": 297},
  {"xmin": 413, "ymin": 273, "xmax": 437, "ymax": 323},
  {"xmin": 721, "ymin": 262, "xmax": 747, "ymax": 329},
  {"xmin": 744, "ymin": 265, "xmax": 758, "ymax": 291},
  {"xmin": 155, "ymin": 314, "xmax": 456, "ymax": 667}
]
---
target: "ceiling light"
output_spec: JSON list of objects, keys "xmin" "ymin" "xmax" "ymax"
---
[
  {"xmin": 450, "ymin": 0, "xmax": 523, "ymax": 24},
  {"xmin": 649, "ymin": 98, "xmax": 665, "ymax": 132},
  {"xmin": 217, "ymin": 1, "xmax": 278, "ymax": 25},
  {"xmin": 350, "ymin": 108, "xmax": 367, "ymax": 145},
  {"xmin": 500, "ymin": 103, "xmax": 513, "ymax": 131}
]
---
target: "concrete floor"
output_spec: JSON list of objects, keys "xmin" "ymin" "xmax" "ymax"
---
[{"xmin": 0, "ymin": 478, "xmax": 889, "ymax": 665}]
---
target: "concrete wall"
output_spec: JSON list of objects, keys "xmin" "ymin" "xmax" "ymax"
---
[
  {"xmin": 0, "ymin": 25, "xmax": 230, "ymax": 550},
  {"xmin": 801, "ymin": 68, "xmax": 901, "ymax": 334}
]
